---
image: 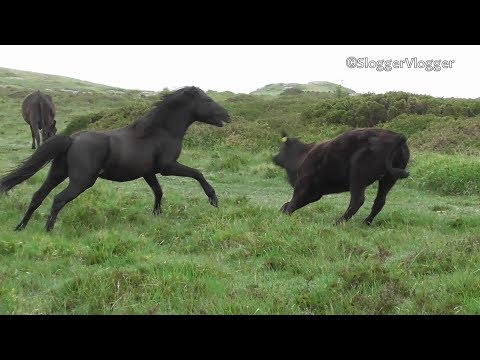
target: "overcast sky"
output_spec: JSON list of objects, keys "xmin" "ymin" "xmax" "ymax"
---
[{"xmin": 0, "ymin": 45, "xmax": 478, "ymax": 98}]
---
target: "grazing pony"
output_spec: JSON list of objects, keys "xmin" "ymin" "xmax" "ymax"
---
[
  {"xmin": 272, "ymin": 128, "xmax": 410, "ymax": 225},
  {"xmin": 22, "ymin": 91, "xmax": 57, "ymax": 149},
  {"xmin": 1, "ymin": 86, "xmax": 230, "ymax": 231}
]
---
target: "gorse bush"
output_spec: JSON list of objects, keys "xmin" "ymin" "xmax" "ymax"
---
[
  {"xmin": 62, "ymin": 112, "xmax": 107, "ymax": 135},
  {"xmin": 301, "ymin": 91, "xmax": 480, "ymax": 127},
  {"xmin": 62, "ymin": 100, "xmax": 155, "ymax": 135},
  {"xmin": 381, "ymin": 114, "xmax": 449, "ymax": 138},
  {"xmin": 409, "ymin": 117, "xmax": 480, "ymax": 155}
]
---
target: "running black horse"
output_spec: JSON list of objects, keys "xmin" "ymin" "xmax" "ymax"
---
[
  {"xmin": 22, "ymin": 90, "xmax": 57, "ymax": 149},
  {"xmin": 0, "ymin": 86, "xmax": 230, "ymax": 231}
]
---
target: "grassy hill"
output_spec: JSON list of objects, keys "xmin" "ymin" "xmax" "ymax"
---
[
  {"xmin": 250, "ymin": 81, "xmax": 356, "ymax": 96},
  {"xmin": 0, "ymin": 67, "xmax": 132, "ymax": 94},
  {"xmin": 0, "ymin": 68, "xmax": 479, "ymax": 314}
]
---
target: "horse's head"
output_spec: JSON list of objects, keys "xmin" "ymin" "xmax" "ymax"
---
[
  {"xmin": 272, "ymin": 130, "xmax": 311, "ymax": 187},
  {"xmin": 42, "ymin": 119, "xmax": 57, "ymax": 140},
  {"xmin": 183, "ymin": 87, "xmax": 231, "ymax": 127}
]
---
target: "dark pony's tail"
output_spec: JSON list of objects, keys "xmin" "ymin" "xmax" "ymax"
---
[
  {"xmin": 0, "ymin": 135, "xmax": 72, "ymax": 193},
  {"xmin": 385, "ymin": 135, "xmax": 409, "ymax": 180},
  {"xmin": 38, "ymin": 100, "xmax": 45, "ymax": 131}
]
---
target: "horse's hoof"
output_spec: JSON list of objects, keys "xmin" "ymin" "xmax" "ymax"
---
[
  {"xmin": 209, "ymin": 194, "xmax": 218, "ymax": 207},
  {"xmin": 45, "ymin": 222, "xmax": 54, "ymax": 232},
  {"xmin": 14, "ymin": 223, "xmax": 25, "ymax": 231},
  {"xmin": 334, "ymin": 218, "xmax": 346, "ymax": 226},
  {"xmin": 153, "ymin": 208, "xmax": 161, "ymax": 216},
  {"xmin": 280, "ymin": 202, "xmax": 290, "ymax": 214},
  {"xmin": 363, "ymin": 219, "xmax": 373, "ymax": 226}
]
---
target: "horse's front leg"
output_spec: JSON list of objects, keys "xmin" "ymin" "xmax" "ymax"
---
[
  {"xmin": 160, "ymin": 161, "xmax": 218, "ymax": 207},
  {"xmin": 144, "ymin": 174, "xmax": 163, "ymax": 215}
]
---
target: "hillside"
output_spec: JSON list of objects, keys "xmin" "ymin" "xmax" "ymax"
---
[
  {"xmin": 0, "ymin": 67, "xmax": 156, "ymax": 95},
  {"xmin": 250, "ymin": 81, "xmax": 356, "ymax": 96}
]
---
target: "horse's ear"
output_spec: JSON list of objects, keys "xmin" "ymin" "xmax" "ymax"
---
[{"xmin": 184, "ymin": 87, "xmax": 197, "ymax": 98}]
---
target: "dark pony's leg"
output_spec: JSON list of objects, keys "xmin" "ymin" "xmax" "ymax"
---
[
  {"xmin": 160, "ymin": 161, "xmax": 218, "ymax": 207},
  {"xmin": 29, "ymin": 119, "xmax": 41, "ymax": 150},
  {"xmin": 363, "ymin": 176, "xmax": 397, "ymax": 225},
  {"xmin": 335, "ymin": 150, "xmax": 372, "ymax": 225},
  {"xmin": 45, "ymin": 177, "xmax": 97, "ymax": 231},
  {"xmin": 281, "ymin": 176, "xmax": 322, "ymax": 215},
  {"xmin": 30, "ymin": 125, "xmax": 36, "ymax": 149},
  {"xmin": 45, "ymin": 140, "xmax": 107, "ymax": 231},
  {"xmin": 15, "ymin": 155, "xmax": 68, "ymax": 231},
  {"xmin": 144, "ymin": 174, "xmax": 163, "ymax": 215},
  {"xmin": 335, "ymin": 184, "xmax": 366, "ymax": 225}
]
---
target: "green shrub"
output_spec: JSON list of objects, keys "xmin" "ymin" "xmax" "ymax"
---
[
  {"xmin": 409, "ymin": 117, "xmax": 480, "ymax": 155},
  {"xmin": 381, "ymin": 114, "xmax": 450, "ymax": 138}
]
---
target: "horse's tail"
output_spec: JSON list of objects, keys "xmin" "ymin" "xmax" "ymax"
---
[
  {"xmin": 0, "ymin": 135, "xmax": 73, "ymax": 193},
  {"xmin": 385, "ymin": 134, "xmax": 409, "ymax": 180},
  {"xmin": 38, "ymin": 100, "xmax": 45, "ymax": 130}
]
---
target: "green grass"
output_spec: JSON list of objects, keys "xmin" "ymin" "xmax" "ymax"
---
[
  {"xmin": 0, "ymin": 70, "xmax": 479, "ymax": 314},
  {"xmin": 407, "ymin": 152, "xmax": 480, "ymax": 196},
  {"xmin": 1, "ymin": 145, "xmax": 479, "ymax": 314}
]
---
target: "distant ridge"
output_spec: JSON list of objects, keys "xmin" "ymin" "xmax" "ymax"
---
[
  {"xmin": 250, "ymin": 81, "xmax": 356, "ymax": 96},
  {"xmin": 0, "ymin": 67, "xmax": 131, "ymax": 94}
]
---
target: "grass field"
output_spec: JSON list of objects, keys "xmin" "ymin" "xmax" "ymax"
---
[{"xmin": 0, "ymin": 72, "xmax": 479, "ymax": 314}]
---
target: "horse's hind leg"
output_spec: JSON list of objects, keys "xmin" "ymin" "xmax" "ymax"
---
[
  {"xmin": 29, "ymin": 124, "xmax": 40, "ymax": 150},
  {"xmin": 363, "ymin": 176, "xmax": 396, "ymax": 225},
  {"xmin": 144, "ymin": 174, "xmax": 163, "ymax": 215},
  {"xmin": 45, "ymin": 176, "xmax": 97, "ymax": 232},
  {"xmin": 31, "ymin": 128, "xmax": 36, "ymax": 149},
  {"xmin": 44, "ymin": 136, "xmax": 109, "ymax": 231},
  {"xmin": 335, "ymin": 184, "xmax": 367, "ymax": 225},
  {"xmin": 15, "ymin": 155, "xmax": 68, "ymax": 231}
]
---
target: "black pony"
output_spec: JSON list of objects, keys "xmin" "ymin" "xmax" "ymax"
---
[
  {"xmin": 0, "ymin": 86, "xmax": 230, "ymax": 231},
  {"xmin": 272, "ymin": 128, "xmax": 410, "ymax": 225},
  {"xmin": 22, "ymin": 91, "xmax": 57, "ymax": 149}
]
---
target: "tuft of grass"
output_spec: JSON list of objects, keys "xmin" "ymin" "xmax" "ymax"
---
[{"xmin": 408, "ymin": 153, "xmax": 480, "ymax": 196}]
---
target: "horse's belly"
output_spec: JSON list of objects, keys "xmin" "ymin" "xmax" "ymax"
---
[{"xmin": 98, "ymin": 164, "xmax": 149, "ymax": 182}]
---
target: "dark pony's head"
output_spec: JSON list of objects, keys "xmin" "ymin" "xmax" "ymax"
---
[
  {"xmin": 37, "ymin": 92, "xmax": 57, "ymax": 141},
  {"xmin": 272, "ymin": 130, "xmax": 302, "ymax": 168},
  {"xmin": 42, "ymin": 119, "xmax": 57, "ymax": 140},
  {"xmin": 272, "ymin": 130, "xmax": 311, "ymax": 187},
  {"xmin": 162, "ymin": 87, "xmax": 231, "ymax": 127}
]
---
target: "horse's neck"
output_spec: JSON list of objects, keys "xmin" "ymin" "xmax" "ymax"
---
[
  {"xmin": 137, "ymin": 108, "xmax": 192, "ymax": 139},
  {"xmin": 161, "ymin": 117, "xmax": 191, "ymax": 139}
]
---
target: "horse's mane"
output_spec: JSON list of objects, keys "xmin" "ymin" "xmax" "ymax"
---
[{"xmin": 131, "ymin": 87, "xmax": 194, "ymax": 137}]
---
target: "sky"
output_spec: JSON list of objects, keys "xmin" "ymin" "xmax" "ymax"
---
[{"xmin": 0, "ymin": 45, "xmax": 478, "ymax": 98}]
